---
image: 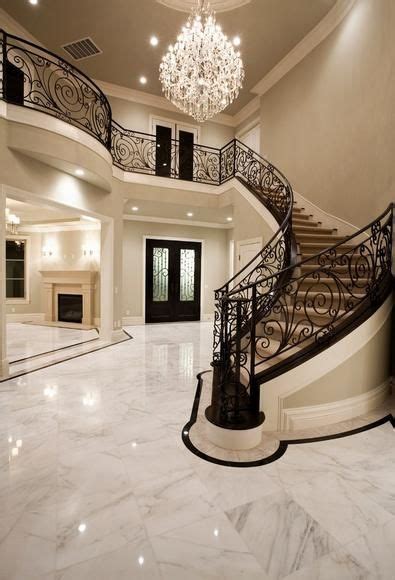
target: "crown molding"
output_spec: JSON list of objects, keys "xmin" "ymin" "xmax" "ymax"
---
[
  {"xmin": 251, "ymin": 0, "xmax": 356, "ymax": 96},
  {"xmin": 95, "ymin": 79, "xmax": 236, "ymax": 127},
  {"xmin": 233, "ymin": 96, "xmax": 260, "ymax": 128},
  {"xmin": 0, "ymin": 7, "xmax": 43, "ymax": 45},
  {"xmin": 123, "ymin": 214, "xmax": 232, "ymax": 229}
]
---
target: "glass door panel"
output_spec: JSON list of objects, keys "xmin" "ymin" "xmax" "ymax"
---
[{"xmin": 145, "ymin": 240, "xmax": 201, "ymax": 323}]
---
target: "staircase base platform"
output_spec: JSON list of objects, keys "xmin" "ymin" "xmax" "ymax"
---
[{"xmin": 182, "ymin": 371, "xmax": 395, "ymax": 467}]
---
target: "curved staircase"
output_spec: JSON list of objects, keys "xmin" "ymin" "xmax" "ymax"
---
[{"xmin": 0, "ymin": 29, "xmax": 392, "ymax": 442}]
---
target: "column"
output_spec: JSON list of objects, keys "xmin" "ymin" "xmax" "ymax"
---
[
  {"xmin": 100, "ymin": 216, "xmax": 124, "ymax": 341},
  {"xmin": 0, "ymin": 185, "xmax": 9, "ymax": 378}
]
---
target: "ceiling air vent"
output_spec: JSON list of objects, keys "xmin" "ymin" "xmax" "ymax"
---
[{"xmin": 62, "ymin": 37, "xmax": 102, "ymax": 61}]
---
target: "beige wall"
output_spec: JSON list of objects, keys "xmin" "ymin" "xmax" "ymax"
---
[
  {"xmin": 109, "ymin": 96, "xmax": 234, "ymax": 149},
  {"xmin": 123, "ymin": 220, "xmax": 228, "ymax": 319},
  {"xmin": 260, "ymin": 0, "xmax": 395, "ymax": 227},
  {"xmin": 6, "ymin": 228, "xmax": 101, "ymax": 319},
  {"xmin": 284, "ymin": 315, "xmax": 392, "ymax": 408},
  {"xmin": 224, "ymin": 189, "xmax": 275, "ymax": 274}
]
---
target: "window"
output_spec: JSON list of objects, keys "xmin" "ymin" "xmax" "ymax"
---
[{"xmin": 6, "ymin": 239, "xmax": 26, "ymax": 300}]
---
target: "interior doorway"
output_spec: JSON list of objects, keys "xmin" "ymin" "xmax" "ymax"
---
[
  {"xmin": 145, "ymin": 238, "xmax": 201, "ymax": 323},
  {"xmin": 151, "ymin": 116, "xmax": 199, "ymax": 181}
]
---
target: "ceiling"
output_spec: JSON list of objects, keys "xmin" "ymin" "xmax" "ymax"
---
[
  {"xmin": 0, "ymin": 0, "xmax": 336, "ymax": 117},
  {"xmin": 124, "ymin": 198, "xmax": 233, "ymax": 225},
  {"xmin": 6, "ymin": 197, "xmax": 86, "ymax": 225}
]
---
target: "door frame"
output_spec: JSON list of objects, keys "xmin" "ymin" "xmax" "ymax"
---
[
  {"xmin": 143, "ymin": 235, "xmax": 205, "ymax": 323},
  {"xmin": 236, "ymin": 237, "xmax": 262, "ymax": 267}
]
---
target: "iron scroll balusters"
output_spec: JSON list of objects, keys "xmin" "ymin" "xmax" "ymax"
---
[
  {"xmin": 207, "ymin": 204, "xmax": 394, "ymax": 429},
  {"xmin": 1, "ymin": 31, "xmax": 112, "ymax": 149}
]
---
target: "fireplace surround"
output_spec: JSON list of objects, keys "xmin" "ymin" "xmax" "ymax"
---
[{"xmin": 40, "ymin": 271, "xmax": 98, "ymax": 325}]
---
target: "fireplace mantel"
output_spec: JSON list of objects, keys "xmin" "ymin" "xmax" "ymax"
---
[{"xmin": 40, "ymin": 270, "xmax": 98, "ymax": 325}]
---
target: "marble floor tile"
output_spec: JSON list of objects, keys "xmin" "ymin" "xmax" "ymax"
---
[
  {"xmin": 56, "ymin": 490, "xmax": 144, "ymax": 570},
  {"xmin": 0, "ymin": 321, "xmax": 393, "ymax": 579},
  {"xmin": 55, "ymin": 540, "xmax": 161, "ymax": 580},
  {"xmin": 282, "ymin": 547, "xmax": 373, "ymax": 580},
  {"xmin": 6, "ymin": 323, "xmax": 98, "ymax": 362},
  {"xmin": 151, "ymin": 523, "xmax": 268, "ymax": 580},
  {"xmin": 227, "ymin": 489, "xmax": 340, "ymax": 580},
  {"xmin": 345, "ymin": 516, "xmax": 395, "ymax": 580},
  {"xmin": 290, "ymin": 472, "xmax": 393, "ymax": 544}
]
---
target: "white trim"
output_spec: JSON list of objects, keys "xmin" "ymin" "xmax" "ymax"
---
[
  {"xmin": 261, "ymin": 295, "xmax": 393, "ymax": 431},
  {"xmin": 5, "ymin": 234, "xmax": 30, "ymax": 305},
  {"xmin": 281, "ymin": 380, "xmax": 391, "ymax": 431},
  {"xmin": 22, "ymin": 222, "xmax": 101, "ymax": 233},
  {"xmin": 233, "ymin": 97, "xmax": 261, "ymax": 128},
  {"xmin": 235, "ymin": 117, "xmax": 260, "ymax": 140},
  {"xmin": 252, "ymin": 0, "xmax": 356, "ymax": 96},
  {"xmin": 6, "ymin": 312, "xmax": 45, "ymax": 323},
  {"xmin": 294, "ymin": 190, "xmax": 360, "ymax": 236},
  {"xmin": 122, "ymin": 316, "xmax": 144, "ymax": 326},
  {"xmin": 123, "ymin": 214, "xmax": 231, "ymax": 229},
  {"xmin": 2, "ymin": 103, "xmax": 112, "ymax": 165},
  {"xmin": 143, "ymin": 235, "xmax": 205, "ymax": 323},
  {"xmin": 96, "ymin": 79, "xmax": 235, "ymax": 127}
]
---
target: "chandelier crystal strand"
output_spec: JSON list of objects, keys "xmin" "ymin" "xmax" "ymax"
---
[{"xmin": 159, "ymin": 0, "xmax": 244, "ymax": 122}]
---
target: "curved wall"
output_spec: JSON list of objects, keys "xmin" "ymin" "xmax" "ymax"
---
[{"xmin": 260, "ymin": 0, "xmax": 395, "ymax": 227}]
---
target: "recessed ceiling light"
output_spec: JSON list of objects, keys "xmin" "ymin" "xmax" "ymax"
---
[
  {"xmin": 75, "ymin": 168, "xmax": 84, "ymax": 177},
  {"xmin": 29, "ymin": 0, "xmax": 38, "ymax": 5},
  {"xmin": 139, "ymin": 76, "xmax": 147, "ymax": 85},
  {"xmin": 226, "ymin": 217, "xmax": 233, "ymax": 222},
  {"xmin": 131, "ymin": 206, "xmax": 139, "ymax": 212},
  {"xmin": 78, "ymin": 523, "xmax": 87, "ymax": 533},
  {"xmin": 233, "ymin": 36, "xmax": 241, "ymax": 47},
  {"xmin": 150, "ymin": 36, "xmax": 159, "ymax": 47},
  {"xmin": 187, "ymin": 212, "xmax": 194, "ymax": 217}
]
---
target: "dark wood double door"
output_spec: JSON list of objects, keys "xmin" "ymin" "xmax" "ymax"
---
[{"xmin": 145, "ymin": 239, "xmax": 201, "ymax": 323}]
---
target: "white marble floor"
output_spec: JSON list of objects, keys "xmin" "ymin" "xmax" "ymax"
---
[
  {"xmin": 0, "ymin": 322, "xmax": 394, "ymax": 579},
  {"xmin": 7, "ymin": 323, "xmax": 99, "ymax": 362}
]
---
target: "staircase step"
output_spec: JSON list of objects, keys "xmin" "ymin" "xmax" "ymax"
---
[
  {"xmin": 300, "ymin": 275, "xmax": 369, "ymax": 287},
  {"xmin": 296, "ymin": 233, "xmax": 348, "ymax": 243},
  {"xmin": 293, "ymin": 218, "xmax": 320, "ymax": 227},
  {"xmin": 301, "ymin": 252, "xmax": 362, "ymax": 263},
  {"xmin": 300, "ymin": 263, "xmax": 353, "ymax": 274},
  {"xmin": 294, "ymin": 226, "xmax": 336, "ymax": 235},
  {"xmin": 299, "ymin": 242, "xmax": 356, "ymax": 252},
  {"xmin": 292, "ymin": 213, "xmax": 311, "ymax": 221}
]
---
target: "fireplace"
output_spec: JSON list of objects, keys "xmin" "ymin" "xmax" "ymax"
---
[
  {"xmin": 58, "ymin": 294, "xmax": 83, "ymax": 324},
  {"xmin": 40, "ymin": 271, "xmax": 97, "ymax": 326}
]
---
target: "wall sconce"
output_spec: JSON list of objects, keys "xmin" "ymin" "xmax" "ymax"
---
[
  {"xmin": 42, "ymin": 245, "xmax": 53, "ymax": 257},
  {"xmin": 82, "ymin": 245, "xmax": 94, "ymax": 257}
]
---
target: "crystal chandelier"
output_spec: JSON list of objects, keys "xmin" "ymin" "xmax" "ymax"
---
[
  {"xmin": 5, "ymin": 208, "xmax": 20, "ymax": 235},
  {"xmin": 159, "ymin": 0, "xmax": 244, "ymax": 122}
]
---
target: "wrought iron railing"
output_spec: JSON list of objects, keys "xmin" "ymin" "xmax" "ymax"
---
[
  {"xmin": 206, "ymin": 204, "xmax": 394, "ymax": 429},
  {"xmin": 111, "ymin": 121, "xmax": 221, "ymax": 184},
  {"xmin": 1, "ymin": 30, "xmax": 392, "ymax": 435},
  {"xmin": 0, "ymin": 30, "xmax": 112, "ymax": 149}
]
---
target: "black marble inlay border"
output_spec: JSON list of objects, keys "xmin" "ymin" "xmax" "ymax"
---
[
  {"xmin": 181, "ymin": 372, "xmax": 395, "ymax": 468},
  {"xmin": 10, "ymin": 328, "xmax": 100, "ymax": 364},
  {"xmin": 0, "ymin": 330, "xmax": 133, "ymax": 384}
]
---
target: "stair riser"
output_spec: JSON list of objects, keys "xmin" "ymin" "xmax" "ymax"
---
[{"xmin": 294, "ymin": 227, "xmax": 335, "ymax": 235}]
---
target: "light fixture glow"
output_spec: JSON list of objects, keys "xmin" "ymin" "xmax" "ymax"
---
[
  {"xmin": 78, "ymin": 523, "xmax": 87, "ymax": 533},
  {"xmin": 226, "ymin": 217, "xmax": 233, "ymax": 222},
  {"xmin": 131, "ymin": 206, "xmax": 139, "ymax": 212},
  {"xmin": 150, "ymin": 36, "xmax": 159, "ymax": 47},
  {"xmin": 75, "ymin": 169, "xmax": 84, "ymax": 177},
  {"xmin": 29, "ymin": 0, "xmax": 38, "ymax": 5},
  {"xmin": 187, "ymin": 212, "xmax": 194, "ymax": 217},
  {"xmin": 233, "ymin": 36, "xmax": 241, "ymax": 46},
  {"xmin": 138, "ymin": 556, "xmax": 145, "ymax": 566},
  {"xmin": 139, "ymin": 76, "xmax": 147, "ymax": 85},
  {"xmin": 214, "ymin": 528, "xmax": 219, "ymax": 537}
]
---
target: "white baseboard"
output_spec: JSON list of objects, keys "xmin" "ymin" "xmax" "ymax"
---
[
  {"xmin": 281, "ymin": 380, "xmax": 391, "ymax": 431},
  {"xmin": 7, "ymin": 312, "xmax": 45, "ymax": 323},
  {"xmin": 122, "ymin": 316, "xmax": 144, "ymax": 326}
]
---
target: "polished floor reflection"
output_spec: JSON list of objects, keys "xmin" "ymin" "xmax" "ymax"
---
[
  {"xmin": 7, "ymin": 322, "xmax": 98, "ymax": 362},
  {"xmin": 0, "ymin": 322, "xmax": 394, "ymax": 579}
]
